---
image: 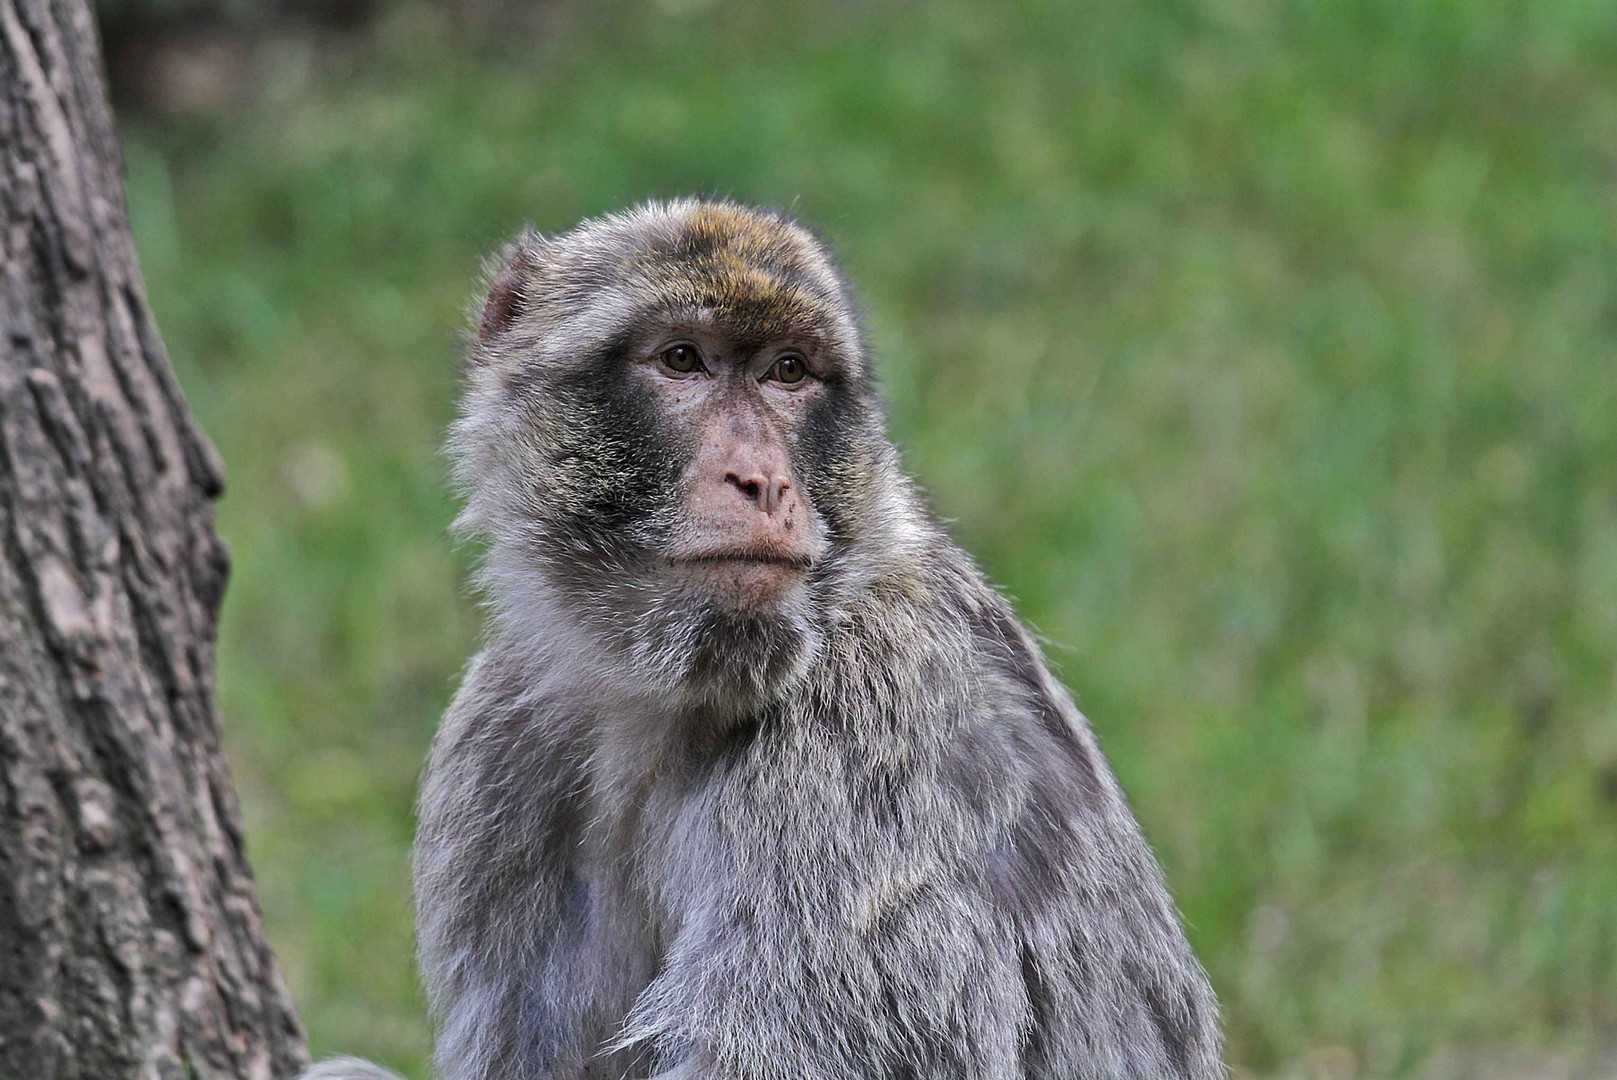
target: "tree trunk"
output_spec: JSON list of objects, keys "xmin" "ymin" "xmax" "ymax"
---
[{"xmin": 0, "ymin": 1, "xmax": 309, "ymax": 1076}]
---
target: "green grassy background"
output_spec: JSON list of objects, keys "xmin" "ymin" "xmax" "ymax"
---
[{"xmin": 119, "ymin": 1, "xmax": 1617, "ymax": 1076}]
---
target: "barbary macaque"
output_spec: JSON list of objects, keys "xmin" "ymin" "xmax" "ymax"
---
[{"xmin": 302, "ymin": 200, "xmax": 1222, "ymax": 1080}]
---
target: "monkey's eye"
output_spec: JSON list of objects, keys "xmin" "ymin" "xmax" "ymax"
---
[
  {"xmin": 767, "ymin": 354, "xmax": 809, "ymax": 385},
  {"xmin": 659, "ymin": 344, "xmax": 705, "ymax": 375}
]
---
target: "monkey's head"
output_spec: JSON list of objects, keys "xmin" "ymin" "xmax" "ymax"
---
[{"xmin": 453, "ymin": 200, "xmax": 917, "ymax": 713}]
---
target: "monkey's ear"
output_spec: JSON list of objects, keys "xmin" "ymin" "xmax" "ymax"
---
[
  {"xmin": 479, "ymin": 264, "xmax": 524, "ymax": 342},
  {"xmin": 476, "ymin": 233, "xmax": 542, "ymax": 344}
]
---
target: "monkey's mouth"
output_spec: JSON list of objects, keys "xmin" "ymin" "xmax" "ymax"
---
[
  {"xmin": 662, "ymin": 547, "xmax": 815, "ymax": 606},
  {"xmin": 664, "ymin": 536, "xmax": 816, "ymax": 570},
  {"xmin": 672, "ymin": 550, "xmax": 814, "ymax": 569}
]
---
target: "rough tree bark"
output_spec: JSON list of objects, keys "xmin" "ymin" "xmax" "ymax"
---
[{"xmin": 0, "ymin": 0, "xmax": 309, "ymax": 1076}]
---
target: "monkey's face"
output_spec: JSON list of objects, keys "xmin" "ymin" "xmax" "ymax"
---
[
  {"xmin": 638, "ymin": 327, "xmax": 828, "ymax": 608},
  {"xmin": 456, "ymin": 201, "xmax": 892, "ymax": 712}
]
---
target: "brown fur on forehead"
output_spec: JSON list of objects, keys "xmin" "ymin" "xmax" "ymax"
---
[{"xmin": 629, "ymin": 204, "xmax": 846, "ymax": 343}]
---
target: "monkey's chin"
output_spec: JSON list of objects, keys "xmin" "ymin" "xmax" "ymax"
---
[{"xmin": 631, "ymin": 558, "xmax": 821, "ymax": 714}]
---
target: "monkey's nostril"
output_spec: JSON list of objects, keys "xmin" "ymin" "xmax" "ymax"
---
[{"xmin": 726, "ymin": 472, "xmax": 766, "ymax": 505}]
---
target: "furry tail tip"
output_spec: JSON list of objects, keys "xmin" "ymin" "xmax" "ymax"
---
[{"xmin": 297, "ymin": 1057, "xmax": 409, "ymax": 1080}]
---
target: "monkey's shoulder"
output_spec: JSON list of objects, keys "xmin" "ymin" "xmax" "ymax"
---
[
  {"xmin": 913, "ymin": 579, "xmax": 1179, "ymax": 891},
  {"xmin": 418, "ymin": 647, "xmax": 594, "ymax": 830}
]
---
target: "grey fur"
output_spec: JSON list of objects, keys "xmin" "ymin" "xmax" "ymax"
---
[
  {"xmin": 298, "ymin": 1056, "xmax": 408, "ymax": 1080},
  {"xmin": 301, "ymin": 199, "xmax": 1222, "ymax": 1080}
]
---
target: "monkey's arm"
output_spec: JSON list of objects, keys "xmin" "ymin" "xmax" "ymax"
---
[
  {"xmin": 412, "ymin": 654, "xmax": 652, "ymax": 1080},
  {"xmin": 994, "ymin": 702, "xmax": 1224, "ymax": 1079},
  {"xmin": 976, "ymin": 607, "xmax": 1226, "ymax": 1080}
]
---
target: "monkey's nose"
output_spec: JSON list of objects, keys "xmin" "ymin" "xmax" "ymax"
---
[{"xmin": 724, "ymin": 469, "xmax": 792, "ymax": 516}]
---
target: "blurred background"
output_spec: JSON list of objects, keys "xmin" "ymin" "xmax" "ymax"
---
[{"xmin": 102, "ymin": 0, "xmax": 1616, "ymax": 1076}]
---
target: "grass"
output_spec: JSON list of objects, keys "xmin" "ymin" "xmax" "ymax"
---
[{"xmin": 122, "ymin": 1, "xmax": 1617, "ymax": 1075}]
